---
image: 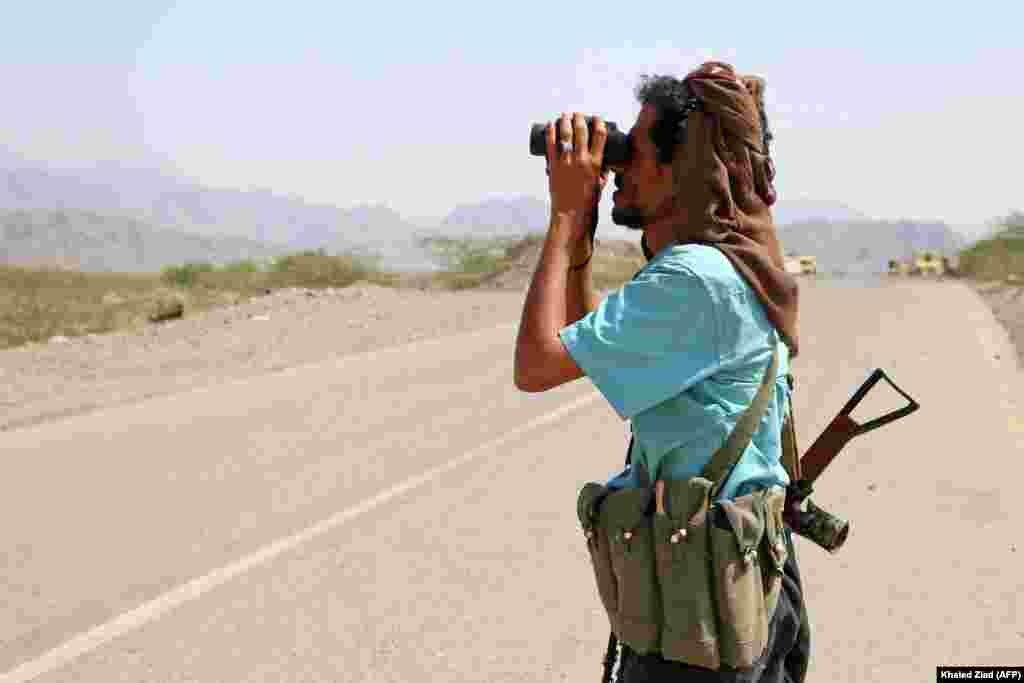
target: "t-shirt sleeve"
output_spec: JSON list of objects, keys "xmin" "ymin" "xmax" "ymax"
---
[{"xmin": 558, "ymin": 261, "xmax": 722, "ymax": 420}]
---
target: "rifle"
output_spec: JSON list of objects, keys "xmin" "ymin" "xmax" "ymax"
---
[{"xmin": 783, "ymin": 369, "xmax": 920, "ymax": 553}]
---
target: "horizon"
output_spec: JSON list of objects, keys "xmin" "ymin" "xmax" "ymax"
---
[
  {"xmin": 2, "ymin": 2, "xmax": 1022, "ymax": 243},
  {"xmin": 0, "ymin": 150, "xmax": 994, "ymax": 243}
]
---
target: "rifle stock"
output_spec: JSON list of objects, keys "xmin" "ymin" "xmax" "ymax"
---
[{"xmin": 785, "ymin": 369, "xmax": 919, "ymax": 553}]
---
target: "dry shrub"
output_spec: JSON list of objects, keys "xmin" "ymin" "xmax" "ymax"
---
[
  {"xmin": 147, "ymin": 290, "xmax": 186, "ymax": 322},
  {"xmin": 0, "ymin": 265, "xmax": 159, "ymax": 348}
]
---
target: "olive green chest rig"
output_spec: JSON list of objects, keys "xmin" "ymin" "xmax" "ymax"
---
[{"xmin": 576, "ymin": 348, "xmax": 787, "ymax": 672}]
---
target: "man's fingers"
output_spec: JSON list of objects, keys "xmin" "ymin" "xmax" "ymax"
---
[
  {"xmin": 559, "ymin": 113, "xmax": 573, "ymax": 157},
  {"xmin": 573, "ymin": 112, "xmax": 588, "ymax": 159},
  {"xmin": 590, "ymin": 115, "xmax": 608, "ymax": 167}
]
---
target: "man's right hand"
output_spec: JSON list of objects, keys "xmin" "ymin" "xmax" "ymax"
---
[{"xmin": 546, "ymin": 112, "xmax": 609, "ymax": 232}]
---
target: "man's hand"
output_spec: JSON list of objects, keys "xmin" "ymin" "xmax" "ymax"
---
[{"xmin": 546, "ymin": 112, "xmax": 610, "ymax": 246}]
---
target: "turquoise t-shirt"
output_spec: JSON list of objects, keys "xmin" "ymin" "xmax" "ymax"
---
[{"xmin": 558, "ymin": 242, "xmax": 791, "ymax": 500}]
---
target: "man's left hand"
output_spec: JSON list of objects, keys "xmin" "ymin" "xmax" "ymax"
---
[{"xmin": 546, "ymin": 112, "xmax": 610, "ymax": 245}]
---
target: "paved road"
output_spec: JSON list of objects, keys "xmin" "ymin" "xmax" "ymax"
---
[{"xmin": 1, "ymin": 278, "xmax": 1022, "ymax": 681}]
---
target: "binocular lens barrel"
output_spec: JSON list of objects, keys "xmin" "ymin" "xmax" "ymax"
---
[{"xmin": 529, "ymin": 117, "xmax": 631, "ymax": 167}]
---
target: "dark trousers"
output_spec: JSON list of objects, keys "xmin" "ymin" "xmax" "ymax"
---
[{"xmin": 615, "ymin": 534, "xmax": 810, "ymax": 683}]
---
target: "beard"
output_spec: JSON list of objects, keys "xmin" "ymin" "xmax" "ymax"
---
[{"xmin": 611, "ymin": 205, "xmax": 647, "ymax": 230}]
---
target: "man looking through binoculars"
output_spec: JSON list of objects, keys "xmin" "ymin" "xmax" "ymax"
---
[{"xmin": 514, "ymin": 62, "xmax": 810, "ymax": 682}]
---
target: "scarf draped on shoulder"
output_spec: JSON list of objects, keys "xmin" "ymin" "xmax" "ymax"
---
[{"xmin": 645, "ymin": 61, "xmax": 800, "ymax": 356}]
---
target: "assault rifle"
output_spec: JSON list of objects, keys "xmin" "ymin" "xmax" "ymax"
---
[{"xmin": 783, "ymin": 369, "xmax": 920, "ymax": 553}]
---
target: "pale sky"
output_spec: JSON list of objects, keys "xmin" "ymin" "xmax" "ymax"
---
[{"xmin": 2, "ymin": 1, "xmax": 1022, "ymax": 237}]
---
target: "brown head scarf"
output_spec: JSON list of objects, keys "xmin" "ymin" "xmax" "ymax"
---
[{"xmin": 644, "ymin": 61, "xmax": 800, "ymax": 356}]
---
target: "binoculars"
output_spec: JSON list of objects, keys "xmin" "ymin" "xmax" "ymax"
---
[{"xmin": 528, "ymin": 117, "xmax": 632, "ymax": 167}]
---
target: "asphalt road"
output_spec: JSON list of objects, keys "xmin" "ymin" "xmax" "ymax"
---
[{"xmin": 1, "ymin": 278, "xmax": 1022, "ymax": 682}]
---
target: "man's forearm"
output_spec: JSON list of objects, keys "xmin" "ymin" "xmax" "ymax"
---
[
  {"xmin": 566, "ymin": 242, "xmax": 601, "ymax": 324},
  {"xmin": 514, "ymin": 226, "xmax": 573, "ymax": 386}
]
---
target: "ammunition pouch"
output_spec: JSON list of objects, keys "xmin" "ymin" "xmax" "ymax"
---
[
  {"xmin": 577, "ymin": 481, "xmax": 788, "ymax": 670},
  {"xmin": 577, "ymin": 346, "xmax": 785, "ymax": 671}
]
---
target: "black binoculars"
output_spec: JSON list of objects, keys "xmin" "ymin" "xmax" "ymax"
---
[{"xmin": 529, "ymin": 117, "xmax": 632, "ymax": 167}]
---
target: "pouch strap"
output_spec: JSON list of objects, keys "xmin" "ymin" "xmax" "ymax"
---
[
  {"xmin": 627, "ymin": 347, "xmax": 779, "ymax": 494},
  {"xmin": 701, "ymin": 346, "xmax": 779, "ymax": 499}
]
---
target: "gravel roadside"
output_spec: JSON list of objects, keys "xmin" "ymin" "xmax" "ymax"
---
[
  {"xmin": 969, "ymin": 280, "xmax": 1024, "ymax": 369},
  {"xmin": 0, "ymin": 283, "xmax": 529, "ymax": 433},
  {"xmin": 3, "ymin": 272, "xmax": 1021, "ymax": 436}
]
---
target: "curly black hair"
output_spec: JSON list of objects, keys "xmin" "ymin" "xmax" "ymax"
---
[
  {"xmin": 635, "ymin": 73, "xmax": 773, "ymax": 166},
  {"xmin": 634, "ymin": 75, "xmax": 691, "ymax": 165}
]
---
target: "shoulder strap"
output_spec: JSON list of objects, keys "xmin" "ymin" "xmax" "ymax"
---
[
  {"xmin": 627, "ymin": 347, "xmax": 779, "ymax": 495},
  {"xmin": 701, "ymin": 346, "xmax": 779, "ymax": 498}
]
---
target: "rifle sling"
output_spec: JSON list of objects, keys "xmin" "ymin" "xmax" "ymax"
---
[{"xmin": 629, "ymin": 347, "xmax": 780, "ymax": 498}]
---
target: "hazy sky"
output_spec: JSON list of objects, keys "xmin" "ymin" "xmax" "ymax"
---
[{"xmin": 2, "ymin": 1, "xmax": 1022, "ymax": 236}]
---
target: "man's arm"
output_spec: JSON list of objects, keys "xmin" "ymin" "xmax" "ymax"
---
[
  {"xmin": 566, "ymin": 221, "xmax": 603, "ymax": 324},
  {"xmin": 514, "ymin": 111, "xmax": 607, "ymax": 393},
  {"xmin": 513, "ymin": 213, "xmax": 588, "ymax": 392}
]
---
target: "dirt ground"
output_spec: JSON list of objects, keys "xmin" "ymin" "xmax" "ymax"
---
[
  {"xmin": 2, "ymin": 253, "xmax": 1021, "ymax": 435},
  {"xmin": 0, "ymin": 239, "xmax": 635, "ymax": 434},
  {"xmin": 2, "ymin": 255, "xmax": 1023, "ymax": 680},
  {"xmin": 0, "ymin": 284, "xmax": 527, "ymax": 433},
  {"xmin": 969, "ymin": 279, "xmax": 1024, "ymax": 368}
]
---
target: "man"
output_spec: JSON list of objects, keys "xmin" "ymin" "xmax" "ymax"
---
[{"xmin": 514, "ymin": 62, "xmax": 810, "ymax": 682}]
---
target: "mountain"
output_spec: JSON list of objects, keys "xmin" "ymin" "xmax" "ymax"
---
[
  {"xmin": 439, "ymin": 196, "xmax": 874, "ymax": 239},
  {"xmin": 777, "ymin": 219, "xmax": 965, "ymax": 275},
  {"xmin": 772, "ymin": 199, "xmax": 870, "ymax": 226},
  {"xmin": 442, "ymin": 195, "xmax": 550, "ymax": 237},
  {"xmin": 0, "ymin": 150, "xmax": 977, "ymax": 277},
  {"xmin": 0, "ymin": 208, "xmax": 289, "ymax": 272},
  {"xmin": 308, "ymin": 204, "xmax": 447, "ymax": 272},
  {"xmin": 0, "ymin": 154, "xmax": 445, "ymax": 272},
  {"xmin": 440, "ymin": 195, "xmax": 965, "ymax": 276},
  {"xmin": 442, "ymin": 194, "xmax": 643, "ymax": 243}
]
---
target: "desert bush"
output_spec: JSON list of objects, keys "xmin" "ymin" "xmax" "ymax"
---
[
  {"xmin": 0, "ymin": 247, "xmax": 399, "ymax": 349},
  {"xmin": 0, "ymin": 265, "xmax": 158, "ymax": 348},
  {"xmin": 161, "ymin": 262, "xmax": 216, "ymax": 287},
  {"xmin": 147, "ymin": 290, "xmax": 186, "ymax": 322},
  {"xmin": 271, "ymin": 249, "xmax": 327, "ymax": 273},
  {"xmin": 265, "ymin": 251, "xmax": 385, "ymax": 288},
  {"xmin": 591, "ymin": 249, "xmax": 646, "ymax": 290},
  {"xmin": 221, "ymin": 259, "xmax": 262, "ymax": 273},
  {"xmin": 959, "ymin": 212, "xmax": 1024, "ymax": 282},
  {"xmin": 424, "ymin": 237, "xmax": 514, "ymax": 275}
]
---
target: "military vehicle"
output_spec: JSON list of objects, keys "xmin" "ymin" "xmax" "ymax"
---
[
  {"xmin": 798, "ymin": 256, "xmax": 818, "ymax": 275},
  {"xmin": 912, "ymin": 250, "xmax": 944, "ymax": 276},
  {"xmin": 784, "ymin": 255, "xmax": 817, "ymax": 276},
  {"xmin": 888, "ymin": 259, "xmax": 912, "ymax": 275}
]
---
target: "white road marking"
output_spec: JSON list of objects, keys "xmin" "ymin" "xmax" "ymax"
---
[{"xmin": 0, "ymin": 390, "xmax": 602, "ymax": 682}]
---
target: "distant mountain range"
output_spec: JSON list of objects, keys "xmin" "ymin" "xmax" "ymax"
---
[
  {"xmin": 0, "ymin": 209, "xmax": 288, "ymax": 273},
  {"xmin": 440, "ymin": 196, "xmax": 874, "ymax": 239},
  {"xmin": 0, "ymin": 154, "xmax": 443, "ymax": 272},
  {"xmin": 777, "ymin": 219, "xmax": 965, "ymax": 275},
  {"xmin": 0, "ymin": 149, "xmax": 975, "ymax": 275},
  {"xmin": 437, "ymin": 195, "xmax": 963, "ymax": 274},
  {"xmin": 771, "ymin": 199, "xmax": 870, "ymax": 226}
]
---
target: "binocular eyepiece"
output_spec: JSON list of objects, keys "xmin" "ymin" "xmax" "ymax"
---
[{"xmin": 529, "ymin": 117, "xmax": 632, "ymax": 167}]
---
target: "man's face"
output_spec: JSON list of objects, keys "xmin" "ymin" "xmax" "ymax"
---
[{"xmin": 610, "ymin": 104, "xmax": 676, "ymax": 230}]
